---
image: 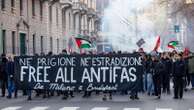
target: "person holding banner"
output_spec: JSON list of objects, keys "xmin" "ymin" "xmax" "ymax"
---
[
  {"xmin": 130, "ymin": 51, "xmax": 143, "ymax": 100},
  {"xmin": 6, "ymin": 55, "xmax": 17, "ymax": 99},
  {"xmin": 61, "ymin": 49, "xmax": 75, "ymax": 100}
]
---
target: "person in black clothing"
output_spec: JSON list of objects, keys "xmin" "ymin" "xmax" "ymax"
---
[
  {"xmin": 153, "ymin": 55, "xmax": 165, "ymax": 99},
  {"xmin": 161, "ymin": 53, "xmax": 172, "ymax": 94},
  {"xmin": 61, "ymin": 49, "xmax": 75, "ymax": 100},
  {"xmin": 130, "ymin": 51, "xmax": 144, "ymax": 100},
  {"xmin": 172, "ymin": 53, "xmax": 185, "ymax": 99},
  {"xmin": 0, "ymin": 54, "xmax": 8, "ymax": 97}
]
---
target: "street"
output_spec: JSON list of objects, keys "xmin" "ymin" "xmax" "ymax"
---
[
  {"xmin": 1, "ymin": 0, "xmax": 194, "ymax": 110},
  {"xmin": 0, "ymin": 90, "xmax": 194, "ymax": 110}
]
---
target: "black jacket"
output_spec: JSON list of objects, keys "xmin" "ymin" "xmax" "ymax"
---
[
  {"xmin": 6, "ymin": 61, "xmax": 14, "ymax": 79},
  {"xmin": 162, "ymin": 58, "xmax": 172, "ymax": 75},
  {"xmin": 172, "ymin": 60, "xmax": 185, "ymax": 78},
  {"xmin": 0, "ymin": 57, "xmax": 8, "ymax": 80},
  {"xmin": 154, "ymin": 60, "xmax": 165, "ymax": 76}
]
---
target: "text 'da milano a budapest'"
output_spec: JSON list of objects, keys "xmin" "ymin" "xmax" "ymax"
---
[{"xmin": 14, "ymin": 54, "xmax": 143, "ymax": 92}]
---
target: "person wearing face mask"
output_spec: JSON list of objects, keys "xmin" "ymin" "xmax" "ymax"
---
[{"xmin": 172, "ymin": 53, "xmax": 186, "ymax": 99}]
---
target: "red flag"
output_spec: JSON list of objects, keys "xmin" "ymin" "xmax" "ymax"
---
[
  {"xmin": 153, "ymin": 36, "xmax": 160, "ymax": 51},
  {"xmin": 183, "ymin": 48, "xmax": 189, "ymax": 57}
]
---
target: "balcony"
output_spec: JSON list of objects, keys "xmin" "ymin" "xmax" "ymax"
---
[
  {"xmin": 60, "ymin": 0, "xmax": 73, "ymax": 8},
  {"xmin": 72, "ymin": 2, "xmax": 82, "ymax": 14},
  {"xmin": 87, "ymin": 8, "xmax": 96, "ymax": 18},
  {"xmin": 94, "ymin": 11, "xmax": 101, "ymax": 21},
  {"xmin": 80, "ymin": 2, "xmax": 88, "ymax": 14}
]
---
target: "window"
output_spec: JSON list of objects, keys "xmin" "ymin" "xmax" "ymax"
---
[
  {"xmin": 32, "ymin": 0, "xmax": 35, "ymax": 16},
  {"xmin": 11, "ymin": 0, "xmax": 15, "ymax": 7},
  {"xmin": 56, "ymin": 7, "xmax": 59, "ymax": 25},
  {"xmin": 11, "ymin": 0, "xmax": 14, "ymax": 7},
  {"xmin": 20, "ymin": 0, "xmax": 23, "ymax": 15},
  {"xmin": 1, "ymin": 0, "xmax": 5, "ymax": 10},
  {"xmin": 12, "ymin": 31, "xmax": 15, "ymax": 54},
  {"xmin": 2, "ymin": 30, "xmax": 6, "ymax": 54},
  {"xmin": 79, "ymin": 15, "xmax": 81, "ymax": 33},
  {"xmin": 62, "ymin": 39, "xmax": 66, "ymax": 49},
  {"xmin": 40, "ymin": 1, "xmax": 43, "ymax": 20},
  {"xmin": 73, "ymin": 14, "xmax": 76, "ymax": 31},
  {"xmin": 49, "ymin": 6, "xmax": 52, "ymax": 22},
  {"xmin": 90, "ymin": 0, "xmax": 92, "ymax": 8},
  {"xmin": 11, "ymin": 0, "xmax": 15, "ymax": 13},
  {"xmin": 69, "ymin": 13, "xmax": 71, "ymax": 30},
  {"xmin": 62, "ymin": 9, "xmax": 66, "ymax": 29},
  {"xmin": 57, "ymin": 39, "xmax": 59, "ymax": 53},
  {"xmin": 33, "ymin": 34, "xmax": 36, "ymax": 54},
  {"xmin": 50, "ymin": 37, "xmax": 53, "ymax": 52},
  {"xmin": 40, "ymin": 36, "xmax": 43, "ymax": 53}
]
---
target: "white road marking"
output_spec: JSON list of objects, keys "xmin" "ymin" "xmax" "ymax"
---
[
  {"xmin": 123, "ymin": 108, "xmax": 140, "ymax": 110},
  {"xmin": 156, "ymin": 108, "xmax": 172, "ymax": 110},
  {"xmin": 1, "ymin": 106, "xmax": 22, "ymax": 110},
  {"xmin": 91, "ymin": 107, "xmax": 110, "ymax": 110},
  {"xmin": 30, "ymin": 106, "xmax": 49, "ymax": 110},
  {"xmin": 189, "ymin": 109, "xmax": 194, "ymax": 110},
  {"xmin": 59, "ymin": 107, "xmax": 80, "ymax": 110}
]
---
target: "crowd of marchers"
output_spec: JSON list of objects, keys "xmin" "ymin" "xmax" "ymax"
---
[{"xmin": 0, "ymin": 49, "xmax": 194, "ymax": 101}]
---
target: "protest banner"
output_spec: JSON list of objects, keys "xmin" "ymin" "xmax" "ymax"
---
[{"xmin": 14, "ymin": 54, "xmax": 143, "ymax": 91}]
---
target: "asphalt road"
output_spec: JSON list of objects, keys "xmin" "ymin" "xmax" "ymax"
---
[{"xmin": 0, "ymin": 89, "xmax": 194, "ymax": 110}]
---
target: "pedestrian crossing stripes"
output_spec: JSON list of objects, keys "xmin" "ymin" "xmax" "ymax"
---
[
  {"xmin": 91, "ymin": 107, "xmax": 110, "ymax": 110},
  {"xmin": 156, "ymin": 108, "xmax": 172, "ymax": 110},
  {"xmin": 30, "ymin": 106, "xmax": 49, "ymax": 110},
  {"xmin": 1, "ymin": 107, "xmax": 193, "ymax": 110},
  {"xmin": 1, "ymin": 106, "xmax": 22, "ymax": 110},
  {"xmin": 123, "ymin": 108, "xmax": 140, "ymax": 110},
  {"xmin": 59, "ymin": 107, "xmax": 80, "ymax": 110}
]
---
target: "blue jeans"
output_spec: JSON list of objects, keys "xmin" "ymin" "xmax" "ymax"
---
[
  {"xmin": 143, "ymin": 73, "xmax": 147, "ymax": 92},
  {"xmin": 147, "ymin": 73, "xmax": 154, "ymax": 94},
  {"xmin": 7, "ymin": 77, "xmax": 16, "ymax": 97}
]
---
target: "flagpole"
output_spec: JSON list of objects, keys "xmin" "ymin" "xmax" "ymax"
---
[{"xmin": 80, "ymin": 48, "xmax": 82, "ymax": 54}]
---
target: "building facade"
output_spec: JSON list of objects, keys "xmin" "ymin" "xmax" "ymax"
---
[
  {"xmin": 95, "ymin": 0, "xmax": 111, "ymax": 53},
  {"xmin": 0, "ymin": 0, "xmax": 100, "ymax": 55},
  {"xmin": 166, "ymin": 0, "xmax": 194, "ymax": 52}
]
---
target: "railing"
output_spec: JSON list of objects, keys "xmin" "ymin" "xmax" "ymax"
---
[{"xmin": 59, "ymin": 0, "xmax": 73, "ymax": 5}]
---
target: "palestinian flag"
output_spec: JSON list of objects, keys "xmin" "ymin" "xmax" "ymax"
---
[
  {"xmin": 75, "ymin": 38, "xmax": 92, "ymax": 49},
  {"xmin": 168, "ymin": 41, "xmax": 179, "ymax": 49}
]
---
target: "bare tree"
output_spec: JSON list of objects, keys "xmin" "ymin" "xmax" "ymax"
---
[{"xmin": 157, "ymin": 0, "xmax": 194, "ymax": 17}]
